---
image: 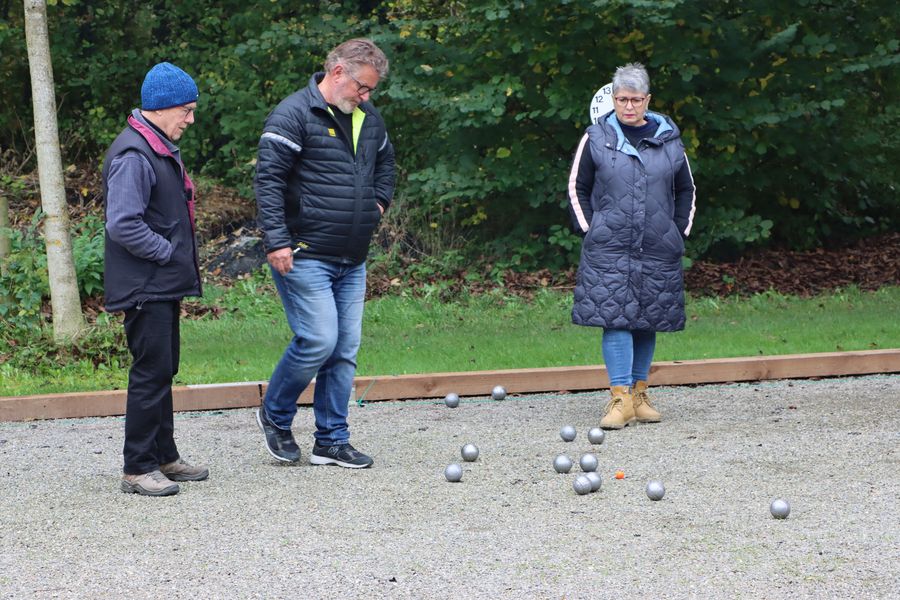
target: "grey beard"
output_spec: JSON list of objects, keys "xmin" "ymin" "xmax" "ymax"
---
[{"xmin": 335, "ymin": 99, "xmax": 355, "ymax": 114}]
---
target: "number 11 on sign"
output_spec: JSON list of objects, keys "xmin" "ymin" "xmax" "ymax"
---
[{"xmin": 589, "ymin": 83, "xmax": 614, "ymax": 124}]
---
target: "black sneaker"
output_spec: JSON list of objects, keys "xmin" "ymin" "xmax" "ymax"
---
[
  {"xmin": 310, "ymin": 442, "xmax": 373, "ymax": 469},
  {"xmin": 256, "ymin": 407, "xmax": 300, "ymax": 463}
]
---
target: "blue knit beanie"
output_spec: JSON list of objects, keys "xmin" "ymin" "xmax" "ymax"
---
[{"xmin": 141, "ymin": 62, "xmax": 199, "ymax": 110}]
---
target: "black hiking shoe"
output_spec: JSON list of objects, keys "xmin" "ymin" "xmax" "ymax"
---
[
  {"xmin": 310, "ymin": 442, "xmax": 373, "ymax": 469},
  {"xmin": 256, "ymin": 407, "xmax": 300, "ymax": 463}
]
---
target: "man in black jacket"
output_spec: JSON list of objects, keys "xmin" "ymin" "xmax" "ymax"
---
[
  {"xmin": 254, "ymin": 39, "xmax": 396, "ymax": 468},
  {"xmin": 103, "ymin": 62, "xmax": 209, "ymax": 496}
]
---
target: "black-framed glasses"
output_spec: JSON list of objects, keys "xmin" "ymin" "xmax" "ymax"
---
[
  {"xmin": 347, "ymin": 71, "xmax": 376, "ymax": 97},
  {"xmin": 615, "ymin": 96, "xmax": 647, "ymax": 107}
]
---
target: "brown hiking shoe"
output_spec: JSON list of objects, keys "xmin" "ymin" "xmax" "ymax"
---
[
  {"xmin": 160, "ymin": 458, "xmax": 209, "ymax": 482},
  {"xmin": 632, "ymin": 380, "xmax": 662, "ymax": 423},
  {"xmin": 121, "ymin": 470, "xmax": 180, "ymax": 496},
  {"xmin": 600, "ymin": 385, "xmax": 636, "ymax": 430}
]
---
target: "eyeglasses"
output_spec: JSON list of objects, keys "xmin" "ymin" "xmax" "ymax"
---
[
  {"xmin": 346, "ymin": 70, "xmax": 376, "ymax": 97},
  {"xmin": 615, "ymin": 96, "xmax": 647, "ymax": 107}
]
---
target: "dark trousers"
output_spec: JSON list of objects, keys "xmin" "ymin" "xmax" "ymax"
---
[{"xmin": 122, "ymin": 300, "xmax": 181, "ymax": 475}]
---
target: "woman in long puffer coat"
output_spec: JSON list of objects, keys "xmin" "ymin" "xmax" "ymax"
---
[{"xmin": 567, "ymin": 62, "xmax": 697, "ymax": 429}]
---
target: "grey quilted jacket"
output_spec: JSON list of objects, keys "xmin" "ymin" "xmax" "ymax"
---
[{"xmin": 567, "ymin": 111, "xmax": 697, "ymax": 331}]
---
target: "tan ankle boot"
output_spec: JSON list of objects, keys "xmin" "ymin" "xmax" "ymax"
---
[
  {"xmin": 632, "ymin": 380, "xmax": 662, "ymax": 423},
  {"xmin": 600, "ymin": 385, "xmax": 636, "ymax": 430}
]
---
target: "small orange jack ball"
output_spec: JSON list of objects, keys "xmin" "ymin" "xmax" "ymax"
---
[{"xmin": 615, "ymin": 471, "xmax": 625, "ymax": 479}]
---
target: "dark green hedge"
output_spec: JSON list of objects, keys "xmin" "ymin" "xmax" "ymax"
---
[{"xmin": 2, "ymin": 0, "xmax": 898, "ymax": 266}]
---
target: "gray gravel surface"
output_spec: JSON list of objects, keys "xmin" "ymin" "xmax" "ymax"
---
[{"xmin": 1, "ymin": 375, "xmax": 898, "ymax": 599}]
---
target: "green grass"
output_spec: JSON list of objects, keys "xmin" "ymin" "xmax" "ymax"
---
[{"xmin": 2, "ymin": 285, "xmax": 898, "ymax": 397}]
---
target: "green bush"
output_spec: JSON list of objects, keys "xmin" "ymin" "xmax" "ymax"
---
[
  {"xmin": 71, "ymin": 213, "xmax": 105, "ymax": 298},
  {"xmin": 0, "ymin": 211, "xmax": 48, "ymax": 334},
  {"xmin": 1, "ymin": 310, "xmax": 127, "ymax": 377},
  {"xmin": 1, "ymin": 0, "xmax": 898, "ymax": 265},
  {"xmin": 0, "ymin": 209, "xmax": 127, "ymax": 373},
  {"xmin": 0, "ymin": 209, "xmax": 106, "ymax": 314}
]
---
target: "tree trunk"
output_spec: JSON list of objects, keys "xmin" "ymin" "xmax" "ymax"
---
[{"xmin": 24, "ymin": 0, "xmax": 85, "ymax": 341}]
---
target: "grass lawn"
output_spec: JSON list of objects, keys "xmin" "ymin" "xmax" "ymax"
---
[{"xmin": 2, "ymin": 285, "xmax": 898, "ymax": 396}]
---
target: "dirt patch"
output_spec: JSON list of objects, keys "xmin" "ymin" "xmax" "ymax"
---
[{"xmin": 683, "ymin": 232, "xmax": 900, "ymax": 297}]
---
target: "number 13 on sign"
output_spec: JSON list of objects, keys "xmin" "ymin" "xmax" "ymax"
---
[{"xmin": 589, "ymin": 83, "xmax": 614, "ymax": 124}]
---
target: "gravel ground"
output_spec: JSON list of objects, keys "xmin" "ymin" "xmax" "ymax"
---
[{"xmin": 1, "ymin": 374, "xmax": 898, "ymax": 599}]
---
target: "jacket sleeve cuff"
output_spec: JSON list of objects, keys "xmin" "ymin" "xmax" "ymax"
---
[{"xmin": 156, "ymin": 240, "xmax": 174, "ymax": 265}]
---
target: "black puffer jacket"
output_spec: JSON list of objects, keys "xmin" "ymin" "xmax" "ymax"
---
[
  {"xmin": 255, "ymin": 73, "xmax": 396, "ymax": 265},
  {"xmin": 567, "ymin": 111, "xmax": 697, "ymax": 331}
]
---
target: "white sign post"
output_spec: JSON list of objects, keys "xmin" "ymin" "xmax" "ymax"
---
[{"xmin": 589, "ymin": 82, "xmax": 615, "ymax": 124}]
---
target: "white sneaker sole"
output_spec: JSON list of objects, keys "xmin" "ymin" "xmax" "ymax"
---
[{"xmin": 309, "ymin": 454, "xmax": 373, "ymax": 469}]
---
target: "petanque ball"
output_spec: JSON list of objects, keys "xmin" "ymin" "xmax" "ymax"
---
[
  {"xmin": 444, "ymin": 393, "xmax": 460, "ymax": 408},
  {"xmin": 579, "ymin": 453, "xmax": 599, "ymax": 472},
  {"xmin": 573, "ymin": 475, "xmax": 592, "ymax": 495},
  {"xmin": 491, "ymin": 385, "xmax": 507, "ymax": 401},
  {"xmin": 646, "ymin": 480, "xmax": 665, "ymax": 501},
  {"xmin": 461, "ymin": 443, "xmax": 479, "ymax": 462},
  {"xmin": 587, "ymin": 427, "xmax": 605, "ymax": 445},
  {"xmin": 553, "ymin": 454, "xmax": 573, "ymax": 474},
  {"xmin": 560, "ymin": 425, "xmax": 577, "ymax": 442},
  {"xmin": 444, "ymin": 463, "xmax": 463, "ymax": 482},
  {"xmin": 585, "ymin": 471, "xmax": 602, "ymax": 492},
  {"xmin": 770, "ymin": 499, "xmax": 790, "ymax": 519}
]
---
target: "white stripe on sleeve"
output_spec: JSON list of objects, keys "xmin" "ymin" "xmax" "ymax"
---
[
  {"xmin": 682, "ymin": 153, "xmax": 697, "ymax": 237},
  {"xmin": 261, "ymin": 132, "xmax": 302, "ymax": 154},
  {"xmin": 567, "ymin": 133, "xmax": 590, "ymax": 233}
]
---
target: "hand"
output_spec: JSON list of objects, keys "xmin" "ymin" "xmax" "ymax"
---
[
  {"xmin": 267, "ymin": 247, "xmax": 294, "ymax": 275},
  {"xmin": 378, "ymin": 203, "xmax": 385, "ymax": 215}
]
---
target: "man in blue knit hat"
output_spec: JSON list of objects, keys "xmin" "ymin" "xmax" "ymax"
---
[{"xmin": 102, "ymin": 61, "xmax": 208, "ymax": 496}]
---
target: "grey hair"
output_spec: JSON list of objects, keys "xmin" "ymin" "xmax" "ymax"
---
[
  {"xmin": 324, "ymin": 38, "xmax": 389, "ymax": 79},
  {"xmin": 612, "ymin": 62, "xmax": 650, "ymax": 95}
]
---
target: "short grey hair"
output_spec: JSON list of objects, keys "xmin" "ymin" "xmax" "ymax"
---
[
  {"xmin": 612, "ymin": 62, "xmax": 650, "ymax": 95},
  {"xmin": 324, "ymin": 38, "xmax": 389, "ymax": 79}
]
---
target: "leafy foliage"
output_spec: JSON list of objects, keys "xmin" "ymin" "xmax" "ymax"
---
[
  {"xmin": 1, "ymin": 0, "xmax": 897, "ymax": 268},
  {"xmin": 379, "ymin": 0, "xmax": 900, "ymax": 260},
  {"xmin": 71, "ymin": 213, "xmax": 105, "ymax": 297},
  {"xmin": 0, "ymin": 210, "xmax": 49, "ymax": 333},
  {"xmin": 0, "ymin": 208, "xmax": 124, "ymax": 370}
]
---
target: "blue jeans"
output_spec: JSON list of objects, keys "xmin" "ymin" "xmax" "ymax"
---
[
  {"xmin": 601, "ymin": 329, "xmax": 657, "ymax": 387},
  {"xmin": 264, "ymin": 259, "xmax": 366, "ymax": 446}
]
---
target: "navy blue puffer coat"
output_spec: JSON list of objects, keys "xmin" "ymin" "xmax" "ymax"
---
[
  {"xmin": 567, "ymin": 111, "xmax": 697, "ymax": 331},
  {"xmin": 255, "ymin": 73, "xmax": 396, "ymax": 265}
]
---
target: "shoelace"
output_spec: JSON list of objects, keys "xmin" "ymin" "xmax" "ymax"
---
[
  {"xmin": 331, "ymin": 444, "xmax": 359, "ymax": 457},
  {"xmin": 634, "ymin": 391, "xmax": 655, "ymax": 408},
  {"xmin": 605, "ymin": 397, "xmax": 624, "ymax": 413},
  {"xmin": 147, "ymin": 470, "xmax": 170, "ymax": 483}
]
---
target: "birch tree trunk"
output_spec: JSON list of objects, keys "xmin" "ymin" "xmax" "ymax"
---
[{"xmin": 24, "ymin": 0, "xmax": 85, "ymax": 340}]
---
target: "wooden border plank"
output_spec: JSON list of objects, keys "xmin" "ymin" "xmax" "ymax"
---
[
  {"xmin": 175, "ymin": 383, "xmax": 263, "ymax": 412},
  {"xmin": 346, "ymin": 350, "xmax": 900, "ymax": 402},
  {"xmin": 0, "ymin": 383, "xmax": 262, "ymax": 423},
  {"xmin": 1, "ymin": 350, "xmax": 897, "ymax": 422},
  {"xmin": 0, "ymin": 389, "xmax": 126, "ymax": 422}
]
